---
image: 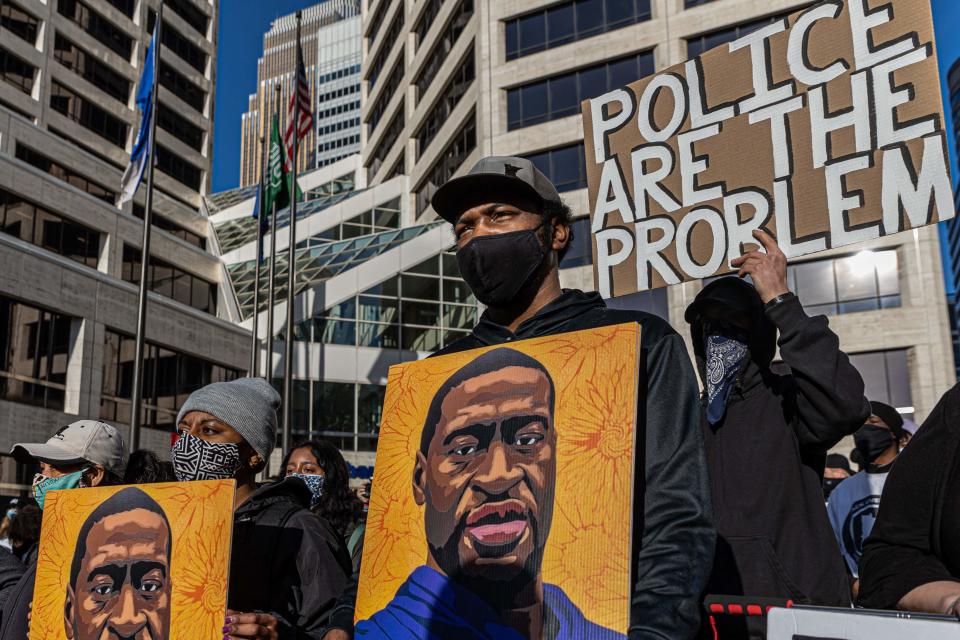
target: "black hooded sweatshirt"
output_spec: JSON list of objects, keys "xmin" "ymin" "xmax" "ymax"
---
[
  {"xmin": 231, "ymin": 477, "xmax": 352, "ymax": 639},
  {"xmin": 327, "ymin": 289, "xmax": 714, "ymax": 640},
  {"xmin": 688, "ymin": 280, "xmax": 869, "ymax": 621}
]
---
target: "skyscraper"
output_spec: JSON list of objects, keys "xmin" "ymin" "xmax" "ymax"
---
[
  {"xmin": 238, "ymin": 0, "xmax": 361, "ymax": 187},
  {"xmin": 944, "ymin": 57, "xmax": 960, "ymax": 378},
  {"xmin": 0, "ymin": 0, "xmax": 249, "ymax": 489}
]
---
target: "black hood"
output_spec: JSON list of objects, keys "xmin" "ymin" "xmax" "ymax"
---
[
  {"xmin": 235, "ymin": 475, "xmax": 311, "ymax": 519},
  {"xmin": 686, "ymin": 277, "xmax": 778, "ymax": 380}
]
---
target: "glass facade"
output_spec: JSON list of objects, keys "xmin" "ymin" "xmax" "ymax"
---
[
  {"xmin": 131, "ymin": 204, "xmax": 205, "ymax": 249},
  {"xmin": 367, "ymin": 109, "xmax": 404, "ymax": 179},
  {"xmin": 57, "ymin": 0, "xmax": 132, "ymax": 60},
  {"xmin": 16, "ymin": 145, "xmax": 117, "ymax": 205},
  {"xmin": 0, "ymin": 188, "xmax": 101, "ymax": 268},
  {"xmin": 49, "ymin": 81, "xmax": 129, "ymax": 148},
  {"xmin": 417, "ymin": 48, "xmax": 475, "ymax": 158},
  {"xmin": 297, "ymin": 198, "xmax": 400, "ymax": 249},
  {"xmin": 416, "ymin": 112, "xmax": 477, "ymax": 215},
  {"xmin": 687, "ymin": 10, "xmax": 795, "ymax": 58},
  {"xmin": 559, "ymin": 217, "xmax": 592, "ymax": 268},
  {"xmin": 54, "ymin": 34, "xmax": 131, "ymax": 104},
  {"xmin": 157, "ymin": 102, "xmax": 204, "ymax": 151},
  {"xmin": 505, "ymin": 0, "xmax": 651, "ymax": 61},
  {"xmin": 508, "ymin": 51, "xmax": 653, "ymax": 130},
  {"xmin": 0, "ymin": 47, "xmax": 34, "ymax": 95},
  {"xmin": 101, "ymin": 330, "xmax": 242, "ymax": 430},
  {"xmin": 414, "ymin": 0, "xmax": 474, "ymax": 101},
  {"xmin": 1, "ymin": 1, "xmax": 39, "ymax": 45},
  {"xmin": 281, "ymin": 380, "xmax": 386, "ymax": 451},
  {"xmin": 367, "ymin": 9, "xmax": 403, "ymax": 90},
  {"xmin": 166, "ymin": 0, "xmax": 209, "ymax": 35},
  {"xmin": 291, "ymin": 252, "xmax": 477, "ymax": 353},
  {"xmin": 788, "ymin": 250, "xmax": 900, "ymax": 316},
  {"xmin": 525, "ymin": 143, "xmax": 587, "ymax": 193},
  {"xmin": 367, "ymin": 52, "xmax": 405, "ymax": 134},
  {"xmin": 156, "ymin": 145, "xmax": 202, "ymax": 190},
  {"xmin": 0, "ymin": 295, "xmax": 72, "ymax": 411},
  {"xmin": 122, "ymin": 245, "xmax": 217, "ymax": 315},
  {"xmin": 148, "ymin": 13, "xmax": 207, "ymax": 73},
  {"xmin": 159, "ymin": 61, "xmax": 205, "ymax": 112},
  {"xmin": 848, "ymin": 349, "xmax": 913, "ymax": 418}
]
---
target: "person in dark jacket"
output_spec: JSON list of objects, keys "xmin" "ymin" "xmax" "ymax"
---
[
  {"xmin": 174, "ymin": 378, "xmax": 351, "ymax": 640},
  {"xmin": 323, "ymin": 156, "xmax": 714, "ymax": 640},
  {"xmin": 858, "ymin": 383, "xmax": 960, "ymax": 614},
  {"xmin": 686, "ymin": 230, "xmax": 869, "ymax": 639}
]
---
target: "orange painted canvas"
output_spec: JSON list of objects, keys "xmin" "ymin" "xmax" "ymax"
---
[
  {"xmin": 31, "ymin": 479, "xmax": 234, "ymax": 640},
  {"xmin": 355, "ymin": 323, "xmax": 640, "ymax": 639}
]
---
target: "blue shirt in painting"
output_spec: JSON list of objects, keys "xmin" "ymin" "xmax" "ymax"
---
[{"xmin": 355, "ymin": 565, "xmax": 627, "ymax": 640}]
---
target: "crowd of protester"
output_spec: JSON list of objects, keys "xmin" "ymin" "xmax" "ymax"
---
[{"xmin": 0, "ymin": 156, "xmax": 958, "ymax": 639}]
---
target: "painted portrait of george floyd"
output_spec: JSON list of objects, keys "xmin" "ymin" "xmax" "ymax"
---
[
  {"xmin": 356, "ymin": 324, "xmax": 641, "ymax": 639},
  {"xmin": 31, "ymin": 480, "xmax": 234, "ymax": 640}
]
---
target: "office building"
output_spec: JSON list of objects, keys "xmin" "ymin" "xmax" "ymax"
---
[
  {"xmin": 238, "ymin": 0, "xmax": 361, "ymax": 187},
  {"xmin": 357, "ymin": 0, "xmax": 955, "ymax": 425},
  {"xmin": 0, "ymin": 0, "xmax": 249, "ymax": 491},
  {"xmin": 944, "ymin": 57, "xmax": 960, "ymax": 379}
]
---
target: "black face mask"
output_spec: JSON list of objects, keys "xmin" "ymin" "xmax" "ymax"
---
[
  {"xmin": 456, "ymin": 223, "xmax": 549, "ymax": 307},
  {"xmin": 854, "ymin": 425, "xmax": 896, "ymax": 464},
  {"xmin": 822, "ymin": 477, "xmax": 844, "ymax": 500}
]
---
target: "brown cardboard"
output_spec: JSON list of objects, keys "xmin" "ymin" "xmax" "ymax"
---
[{"xmin": 582, "ymin": 0, "xmax": 954, "ymax": 297}]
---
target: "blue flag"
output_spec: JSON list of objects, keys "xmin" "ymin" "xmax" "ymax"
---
[{"xmin": 120, "ymin": 26, "xmax": 157, "ymax": 204}]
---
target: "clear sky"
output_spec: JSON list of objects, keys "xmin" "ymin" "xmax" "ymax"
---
[
  {"xmin": 211, "ymin": 0, "xmax": 960, "ymax": 195},
  {"xmin": 211, "ymin": 0, "xmax": 317, "ymax": 192}
]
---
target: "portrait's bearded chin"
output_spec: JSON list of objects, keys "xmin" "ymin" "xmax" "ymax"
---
[{"xmin": 428, "ymin": 509, "xmax": 546, "ymax": 609}]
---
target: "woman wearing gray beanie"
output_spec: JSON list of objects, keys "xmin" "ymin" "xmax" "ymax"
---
[{"xmin": 173, "ymin": 378, "xmax": 351, "ymax": 640}]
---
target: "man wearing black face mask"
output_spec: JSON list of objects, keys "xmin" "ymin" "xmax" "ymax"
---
[
  {"xmin": 685, "ymin": 231, "xmax": 869, "ymax": 639},
  {"xmin": 827, "ymin": 402, "xmax": 908, "ymax": 587},
  {"xmin": 321, "ymin": 157, "xmax": 714, "ymax": 640}
]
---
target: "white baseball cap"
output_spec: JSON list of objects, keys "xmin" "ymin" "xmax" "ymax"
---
[{"xmin": 11, "ymin": 420, "xmax": 128, "ymax": 477}]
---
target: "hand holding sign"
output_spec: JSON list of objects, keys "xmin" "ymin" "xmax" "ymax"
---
[{"xmin": 730, "ymin": 230, "xmax": 789, "ymax": 304}]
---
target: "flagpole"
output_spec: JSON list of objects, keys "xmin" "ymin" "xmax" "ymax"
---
[
  {"xmin": 129, "ymin": 1, "xmax": 163, "ymax": 451},
  {"xmin": 266, "ymin": 85, "xmax": 281, "ymax": 395},
  {"xmin": 249, "ymin": 133, "xmax": 267, "ymax": 376},
  {"xmin": 282, "ymin": 12, "xmax": 302, "ymax": 455}
]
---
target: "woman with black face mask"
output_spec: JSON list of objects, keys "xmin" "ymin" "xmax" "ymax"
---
[
  {"xmin": 826, "ymin": 402, "xmax": 907, "ymax": 593},
  {"xmin": 173, "ymin": 378, "xmax": 351, "ymax": 640}
]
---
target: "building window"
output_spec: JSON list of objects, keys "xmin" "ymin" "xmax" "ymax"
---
[
  {"xmin": 149, "ymin": 12, "xmax": 207, "ymax": 73},
  {"xmin": 122, "ymin": 244, "xmax": 217, "ymax": 314},
  {"xmin": 282, "ymin": 380, "xmax": 386, "ymax": 452},
  {"xmin": 53, "ymin": 34, "xmax": 131, "ymax": 104},
  {"xmin": 685, "ymin": 0, "xmax": 717, "ymax": 7},
  {"xmin": 297, "ymin": 198, "xmax": 401, "ymax": 248},
  {"xmin": 159, "ymin": 62, "xmax": 205, "ymax": 112},
  {"xmin": 0, "ymin": 296, "xmax": 73, "ymax": 411},
  {"xmin": 0, "ymin": 0, "xmax": 40, "ymax": 45},
  {"xmin": 157, "ymin": 102, "xmax": 204, "ymax": 151},
  {"xmin": 101, "ymin": 330, "xmax": 242, "ymax": 429},
  {"xmin": 507, "ymin": 51, "xmax": 653, "ymax": 130},
  {"xmin": 505, "ymin": 0, "xmax": 651, "ymax": 61},
  {"xmin": 57, "ymin": 0, "xmax": 133, "ymax": 60},
  {"xmin": 848, "ymin": 350, "xmax": 913, "ymax": 418},
  {"xmin": 131, "ymin": 203, "xmax": 206, "ymax": 249},
  {"xmin": 367, "ymin": 110, "xmax": 404, "ymax": 180},
  {"xmin": 788, "ymin": 250, "xmax": 900, "ymax": 316},
  {"xmin": 49, "ymin": 81, "xmax": 129, "ymax": 148},
  {"xmin": 0, "ymin": 188, "xmax": 101, "ymax": 267},
  {"xmin": 166, "ymin": 0, "xmax": 208, "ymax": 35},
  {"xmin": 525, "ymin": 143, "xmax": 587, "ymax": 193},
  {"xmin": 365, "ymin": 0, "xmax": 390, "ymax": 50},
  {"xmin": 156, "ymin": 145, "xmax": 202, "ymax": 190},
  {"xmin": 413, "ymin": 0, "xmax": 442, "ymax": 49},
  {"xmin": 414, "ymin": 0, "xmax": 474, "ymax": 101},
  {"xmin": 103, "ymin": 0, "xmax": 134, "ymax": 18},
  {"xmin": 0, "ymin": 47, "xmax": 34, "ymax": 94},
  {"xmin": 559, "ymin": 217, "xmax": 592, "ymax": 268},
  {"xmin": 687, "ymin": 10, "xmax": 795, "ymax": 58},
  {"xmin": 415, "ymin": 113, "xmax": 476, "ymax": 215},
  {"xmin": 367, "ymin": 10, "xmax": 404, "ymax": 90},
  {"xmin": 417, "ymin": 48, "xmax": 474, "ymax": 158},
  {"xmin": 367, "ymin": 53, "xmax": 404, "ymax": 134},
  {"xmin": 293, "ymin": 252, "xmax": 477, "ymax": 356},
  {"xmin": 15, "ymin": 145, "xmax": 117, "ymax": 204}
]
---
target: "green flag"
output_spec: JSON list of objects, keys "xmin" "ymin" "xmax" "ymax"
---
[{"xmin": 262, "ymin": 114, "xmax": 300, "ymax": 218}]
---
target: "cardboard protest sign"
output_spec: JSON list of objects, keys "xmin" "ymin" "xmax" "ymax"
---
[
  {"xmin": 766, "ymin": 605, "xmax": 960, "ymax": 639},
  {"xmin": 582, "ymin": 0, "xmax": 954, "ymax": 297},
  {"xmin": 355, "ymin": 324, "xmax": 640, "ymax": 638},
  {"xmin": 32, "ymin": 480, "xmax": 234, "ymax": 640}
]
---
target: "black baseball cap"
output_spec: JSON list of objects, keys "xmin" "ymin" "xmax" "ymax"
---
[{"xmin": 430, "ymin": 156, "xmax": 563, "ymax": 224}]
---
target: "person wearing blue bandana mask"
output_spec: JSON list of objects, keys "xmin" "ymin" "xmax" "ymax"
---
[{"xmin": 685, "ymin": 229, "xmax": 870, "ymax": 640}]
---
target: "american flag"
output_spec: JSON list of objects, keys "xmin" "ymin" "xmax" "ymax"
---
[{"xmin": 283, "ymin": 43, "xmax": 314, "ymax": 171}]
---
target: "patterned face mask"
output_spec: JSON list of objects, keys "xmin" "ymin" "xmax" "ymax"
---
[
  {"xmin": 288, "ymin": 473, "xmax": 325, "ymax": 508},
  {"xmin": 704, "ymin": 330, "xmax": 749, "ymax": 425},
  {"xmin": 171, "ymin": 432, "xmax": 242, "ymax": 482}
]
